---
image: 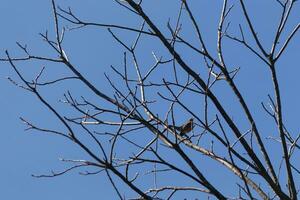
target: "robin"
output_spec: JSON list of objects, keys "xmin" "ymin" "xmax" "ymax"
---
[{"xmin": 168, "ymin": 118, "xmax": 194, "ymax": 136}]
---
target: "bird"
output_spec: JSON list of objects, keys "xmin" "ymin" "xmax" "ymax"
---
[{"xmin": 168, "ymin": 118, "xmax": 194, "ymax": 136}]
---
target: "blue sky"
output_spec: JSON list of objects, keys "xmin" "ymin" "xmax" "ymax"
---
[{"xmin": 1, "ymin": 0, "xmax": 300, "ymax": 199}]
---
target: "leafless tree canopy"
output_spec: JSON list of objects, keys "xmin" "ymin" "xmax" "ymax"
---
[{"xmin": 2, "ymin": 0, "xmax": 300, "ymax": 199}]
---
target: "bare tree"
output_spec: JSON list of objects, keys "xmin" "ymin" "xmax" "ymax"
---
[{"xmin": 2, "ymin": 0, "xmax": 300, "ymax": 199}]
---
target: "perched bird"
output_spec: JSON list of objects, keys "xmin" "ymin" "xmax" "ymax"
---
[{"xmin": 168, "ymin": 118, "xmax": 194, "ymax": 136}]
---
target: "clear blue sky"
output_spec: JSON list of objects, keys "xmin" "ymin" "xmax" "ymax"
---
[{"xmin": 0, "ymin": 0, "xmax": 299, "ymax": 199}]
